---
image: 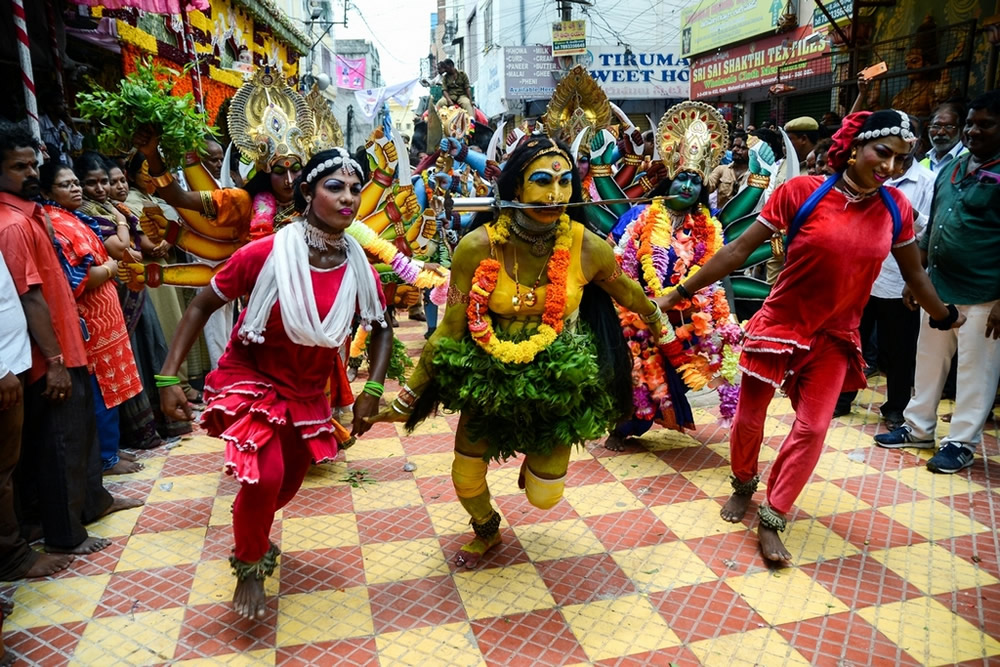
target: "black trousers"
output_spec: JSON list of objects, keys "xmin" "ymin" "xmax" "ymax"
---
[
  {"xmin": 0, "ymin": 372, "xmax": 34, "ymax": 580},
  {"xmin": 838, "ymin": 295, "xmax": 920, "ymax": 416},
  {"xmin": 17, "ymin": 366, "xmax": 111, "ymax": 549}
]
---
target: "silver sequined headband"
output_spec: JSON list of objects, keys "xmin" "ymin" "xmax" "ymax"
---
[
  {"xmin": 305, "ymin": 148, "xmax": 364, "ymax": 185},
  {"xmin": 856, "ymin": 110, "xmax": 917, "ymax": 143}
]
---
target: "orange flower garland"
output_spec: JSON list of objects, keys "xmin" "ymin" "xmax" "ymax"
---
[{"xmin": 466, "ymin": 212, "xmax": 572, "ymax": 364}]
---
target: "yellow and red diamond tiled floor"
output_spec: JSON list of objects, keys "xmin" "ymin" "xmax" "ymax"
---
[{"xmin": 4, "ymin": 318, "xmax": 999, "ymax": 665}]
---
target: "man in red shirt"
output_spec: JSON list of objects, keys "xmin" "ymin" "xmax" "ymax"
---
[{"xmin": 0, "ymin": 122, "xmax": 139, "ymax": 555}]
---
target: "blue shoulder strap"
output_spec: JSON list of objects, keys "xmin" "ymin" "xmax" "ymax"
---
[{"xmin": 786, "ymin": 173, "xmax": 902, "ymax": 248}]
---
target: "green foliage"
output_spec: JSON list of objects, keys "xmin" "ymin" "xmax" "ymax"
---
[
  {"xmin": 365, "ymin": 334, "xmax": 414, "ymax": 383},
  {"xmin": 76, "ymin": 59, "xmax": 213, "ymax": 169}
]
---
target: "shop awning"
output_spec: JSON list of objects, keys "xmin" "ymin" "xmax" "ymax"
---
[{"xmin": 231, "ymin": 0, "xmax": 310, "ymax": 55}]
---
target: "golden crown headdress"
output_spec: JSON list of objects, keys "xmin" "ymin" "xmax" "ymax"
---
[
  {"xmin": 657, "ymin": 101, "xmax": 728, "ymax": 182},
  {"xmin": 305, "ymin": 84, "xmax": 344, "ymax": 152},
  {"xmin": 542, "ymin": 65, "xmax": 611, "ymax": 146},
  {"xmin": 228, "ymin": 67, "xmax": 316, "ymax": 172}
]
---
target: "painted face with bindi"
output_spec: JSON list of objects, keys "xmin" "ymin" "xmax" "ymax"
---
[
  {"xmin": 269, "ymin": 156, "xmax": 303, "ymax": 203},
  {"xmin": 664, "ymin": 171, "xmax": 703, "ymax": 211},
  {"xmin": 517, "ymin": 152, "xmax": 573, "ymax": 224},
  {"xmin": 304, "ymin": 169, "xmax": 363, "ymax": 233},
  {"xmin": 847, "ymin": 135, "xmax": 911, "ymax": 190}
]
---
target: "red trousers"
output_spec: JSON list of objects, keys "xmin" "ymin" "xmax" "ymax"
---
[
  {"xmin": 232, "ymin": 423, "xmax": 313, "ymax": 563},
  {"xmin": 730, "ymin": 336, "xmax": 849, "ymax": 515}
]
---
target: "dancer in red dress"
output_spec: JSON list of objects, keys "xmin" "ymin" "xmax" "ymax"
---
[
  {"xmin": 157, "ymin": 149, "xmax": 393, "ymax": 618},
  {"xmin": 655, "ymin": 110, "xmax": 965, "ymax": 565}
]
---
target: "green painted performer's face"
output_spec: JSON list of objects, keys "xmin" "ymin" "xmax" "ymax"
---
[{"xmin": 665, "ymin": 171, "xmax": 702, "ymax": 211}]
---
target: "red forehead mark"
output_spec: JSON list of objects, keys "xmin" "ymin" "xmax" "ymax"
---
[{"xmin": 552, "ymin": 161, "xmax": 562, "ymax": 170}]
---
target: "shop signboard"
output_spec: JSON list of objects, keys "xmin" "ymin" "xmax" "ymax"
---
[
  {"xmin": 582, "ymin": 45, "xmax": 689, "ymax": 99},
  {"xmin": 552, "ymin": 20, "xmax": 587, "ymax": 57},
  {"xmin": 813, "ymin": 0, "xmax": 853, "ymax": 27},
  {"xmin": 504, "ymin": 45, "xmax": 558, "ymax": 100},
  {"xmin": 689, "ymin": 25, "xmax": 831, "ymax": 99},
  {"xmin": 681, "ymin": 0, "xmax": 785, "ymax": 57}
]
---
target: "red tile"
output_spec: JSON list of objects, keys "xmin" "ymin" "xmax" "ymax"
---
[
  {"xmin": 200, "ymin": 524, "xmax": 235, "ymax": 561},
  {"xmin": 649, "ymin": 581, "xmax": 766, "ymax": 643},
  {"xmin": 685, "ymin": 531, "xmax": 768, "ymax": 578},
  {"xmin": 620, "ymin": 474, "xmax": 710, "ymax": 507},
  {"xmin": 800, "ymin": 554, "xmax": 922, "ymax": 609},
  {"xmin": 357, "ymin": 421, "xmax": 398, "ymax": 439},
  {"xmin": 438, "ymin": 528, "xmax": 530, "ymax": 572},
  {"xmin": 280, "ymin": 486, "xmax": 354, "ymax": 519},
  {"xmin": 133, "ymin": 498, "xmax": 214, "ymax": 534},
  {"xmin": 838, "ymin": 474, "xmax": 928, "ymax": 508},
  {"xmin": 49, "ymin": 538, "xmax": 127, "ymax": 578},
  {"xmin": 368, "ymin": 574, "xmax": 467, "ymax": 633},
  {"xmin": 415, "ymin": 474, "xmax": 458, "ymax": 505},
  {"xmin": 947, "ymin": 490, "xmax": 998, "ymax": 528},
  {"xmin": 583, "ymin": 508, "xmax": 676, "ymax": 552},
  {"xmin": 535, "ymin": 554, "xmax": 636, "ymax": 606},
  {"xmin": 493, "ymin": 490, "xmax": 580, "ymax": 526},
  {"xmin": 215, "ymin": 473, "xmax": 242, "ymax": 497},
  {"xmin": 775, "ymin": 612, "xmax": 921, "ymax": 666},
  {"xmin": 941, "ymin": 534, "xmax": 1000, "ymax": 580},
  {"xmin": 4, "ymin": 620, "xmax": 86, "ymax": 664},
  {"xmin": 820, "ymin": 509, "xmax": 923, "ymax": 551},
  {"xmin": 594, "ymin": 645, "xmax": 703, "ymax": 666},
  {"xmin": 342, "ymin": 457, "xmax": 414, "ymax": 483},
  {"xmin": 693, "ymin": 420, "xmax": 733, "ymax": 446},
  {"xmin": 563, "ymin": 458, "xmax": 619, "ymax": 487},
  {"xmin": 657, "ymin": 445, "xmax": 730, "ymax": 472},
  {"xmin": 279, "ymin": 545, "xmax": 366, "ymax": 594},
  {"xmin": 93, "ymin": 564, "xmax": 197, "ymax": 618},
  {"xmin": 160, "ymin": 451, "xmax": 224, "ymax": 477},
  {"xmin": 399, "ymin": 433, "xmax": 454, "ymax": 456},
  {"xmin": 471, "ymin": 608, "xmax": 589, "ymax": 667},
  {"xmin": 933, "ymin": 583, "xmax": 1000, "ymax": 641},
  {"xmin": 172, "ymin": 602, "xmax": 276, "ymax": 660},
  {"xmin": 276, "ymin": 637, "xmax": 378, "ymax": 665},
  {"xmin": 355, "ymin": 506, "xmax": 437, "ymax": 545}
]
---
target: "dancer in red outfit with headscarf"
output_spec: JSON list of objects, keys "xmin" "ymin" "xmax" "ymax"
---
[
  {"xmin": 654, "ymin": 110, "xmax": 965, "ymax": 565},
  {"xmin": 157, "ymin": 149, "xmax": 393, "ymax": 619}
]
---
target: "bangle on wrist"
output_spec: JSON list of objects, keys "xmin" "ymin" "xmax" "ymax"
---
[
  {"xmin": 675, "ymin": 283, "xmax": 692, "ymax": 300},
  {"xmin": 928, "ymin": 304, "xmax": 959, "ymax": 330},
  {"xmin": 150, "ymin": 171, "xmax": 174, "ymax": 189},
  {"xmin": 362, "ymin": 381, "xmax": 385, "ymax": 398},
  {"xmin": 589, "ymin": 164, "xmax": 613, "ymax": 178},
  {"xmin": 639, "ymin": 302, "xmax": 662, "ymax": 324},
  {"xmin": 46, "ymin": 354, "xmax": 64, "ymax": 366},
  {"xmin": 623, "ymin": 154, "xmax": 643, "ymax": 166},
  {"xmin": 154, "ymin": 374, "xmax": 181, "ymax": 388},
  {"xmin": 372, "ymin": 170, "xmax": 394, "ymax": 187},
  {"xmin": 391, "ymin": 398, "xmax": 413, "ymax": 415}
]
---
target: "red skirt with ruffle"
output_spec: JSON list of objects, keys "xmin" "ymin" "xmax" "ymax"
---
[{"xmin": 200, "ymin": 370, "xmax": 344, "ymax": 484}]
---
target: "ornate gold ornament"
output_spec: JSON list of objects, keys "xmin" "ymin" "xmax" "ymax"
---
[
  {"xmin": 542, "ymin": 65, "xmax": 611, "ymax": 145},
  {"xmin": 306, "ymin": 84, "xmax": 344, "ymax": 152},
  {"xmin": 656, "ymin": 101, "xmax": 728, "ymax": 182}
]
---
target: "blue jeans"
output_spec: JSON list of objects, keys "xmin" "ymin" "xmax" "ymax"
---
[
  {"xmin": 425, "ymin": 289, "xmax": 438, "ymax": 330},
  {"xmin": 91, "ymin": 375, "xmax": 120, "ymax": 470}
]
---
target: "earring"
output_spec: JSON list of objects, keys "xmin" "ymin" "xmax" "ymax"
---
[
  {"xmin": 303, "ymin": 196, "xmax": 312, "ymax": 217},
  {"xmin": 847, "ymin": 147, "xmax": 857, "ymax": 166}
]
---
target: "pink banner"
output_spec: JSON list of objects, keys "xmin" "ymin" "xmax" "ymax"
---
[
  {"xmin": 68, "ymin": 0, "xmax": 209, "ymax": 12},
  {"xmin": 336, "ymin": 55, "xmax": 366, "ymax": 90}
]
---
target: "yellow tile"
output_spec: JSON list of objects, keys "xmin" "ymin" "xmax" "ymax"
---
[
  {"xmin": 650, "ymin": 499, "xmax": 745, "ymax": 540},
  {"xmin": 146, "ymin": 472, "xmax": 222, "ymax": 503},
  {"xmin": 344, "ymin": 436, "xmax": 406, "ymax": 461},
  {"xmin": 300, "ymin": 460, "xmax": 349, "ymax": 489},
  {"xmin": 763, "ymin": 416, "xmax": 792, "ymax": 438},
  {"xmin": 562, "ymin": 482, "xmax": 646, "ymax": 517},
  {"xmin": 858, "ymin": 597, "xmax": 1000, "ymax": 666},
  {"xmin": 282, "ymin": 514, "xmax": 359, "ymax": 552},
  {"xmin": 768, "ymin": 397, "xmax": 794, "ymax": 414},
  {"xmin": 823, "ymin": 426, "xmax": 878, "ymax": 451},
  {"xmin": 599, "ymin": 452, "xmax": 677, "ymax": 480},
  {"xmin": 611, "ymin": 541, "xmax": 718, "ymax": 592},
  {"xmin": 836, "ymin": 410, "xmax": 882, "ymax": 427},
  {"xmin": 879, "ymin": 499, "xmax": 991, "ymax": 542},
  {"xmin": 708, "ymin": 442, "xmax": 779, "ymax": 463},
  {"xmin": 794, "ymin": 481, "xmax": 872, "ymax": 517},
  {"xmin": 810, "ymin": 450, "xmax": 880, "ymax": 480},
  {"xmin": 361, "ymin": 538, "xmax": 450, "ymax": 584},
  {"xmin": 568, "ymin": 443, "xmax": 595, "ymax": 462},
  {"xmin": 453, "ymin": 562, "xmax": 555, "ymax": 620},
  {"xmin": 376, "ymin": 622, "xmax": 486, "ymax": 667},
  {"xmin": 780, "ymin": 519, "xmax": 860, "ymax": 564},
  {"xmin": 485, "ymin": 466, "xmax": 522, "ymax": 498},
  {"xmin": 688, "ymin": 627, "xmax": 812, "ymax": 666},
  {"xmin": 115, "ymin": 527, "xmax": 207, "ymax": 572},
  {"xmin": 513, "ymin": 518, "xmax": 606, "ymax": 562},
  {"xmin": 398, "ymin": 416, "xmax": 453, "ymax": 437},
  {"xmin": 633, "ymin": 428, "xmax": 702, "ymax": 452},
  {"xmin": 209, "ymin": 494, "xmax": 236, "ymax": 527},
  {"xmin": 869, "ymin": 542, "xmax": 1000, "ymax": 595},
  {"xmin": 405, "ymin": 452, "xmax": 455, "ymax": 477},
  {"xmin": 168, "ymin": 434, "xmax": 225, "ymax": 456},
  {"xmin": 681, "ymin": 466, "xmax": 738, "ymax": 497},
  {"xmin": 426, "ymin": 501, "xmax": 507, "ymax": 537},
  {"xmin": 725, "ymin": 569, "xmax": 849, "ymax": 625},
  {"xmin": 885, "ymin": 467, "xmax": 986, "ymax": 498},
  {"xmin": 187, "ymin": 559, "xmax": 279, "ymax": 606},
  {"xmin": 855, "ymin": 388, "xmax": 887, "ymax": 405},
  {"xmin": 110, "ymin": 453, "xmax": 167, "ymax": 481},
  {"xmin": 7, "ymin": 574, "xmax": 110, "ymax": 630},
  {"xmin": 175, "ymin": 649, "xmax": 275, "ymax": 666},
  {"xmin": 74, "ymin": 607, "xmax": 185, "ymax": 665},
  {"xmin": 351, "ymin": 479, "xmax": 424, "ymax": 512},
  {"xmin": 88, "ymin": 505, "xmax": 144, "ymax": 539},
  {"xmin": 692, "ymin": 406, "xmax": 719, "ymax": 425},
  {"xmin": 277, "ymin": 587, "xmax": 374, "ymax": 647},
  {"xmin": 561, "ymin": 594, "xmax": 680, "ymax": 662}
]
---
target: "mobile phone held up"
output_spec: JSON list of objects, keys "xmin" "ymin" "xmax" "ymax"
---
[{"xmin": 860, "ymin": 62, "xmax": 887, "ymax": 81}]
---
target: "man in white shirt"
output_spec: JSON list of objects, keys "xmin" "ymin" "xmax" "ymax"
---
[
  {"xmin": 0, "ymin": 251, "xmax": 73, "ymax": 579},
  {"xmin": 920, "ymin": 102, "xmax": 967, "ymax": 173},
  {"xmin": 834, "ymin": 140, "xmax": 935, "ymax": 427}
]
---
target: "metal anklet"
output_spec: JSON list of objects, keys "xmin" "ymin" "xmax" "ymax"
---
[
  {"xmin": 757, "ymin": 504, "xmax": 787, "ymax": 532},
  {"xmin": 229, "ymin": 542, "xmax": 281, "ymax": 581},
  {"xmin": 471, "ymin": 510, "xmax": 501, "ymax": 540},
  {"xmin": 730, "ymin": 474, "xmax": 759, "ymax": 497}
]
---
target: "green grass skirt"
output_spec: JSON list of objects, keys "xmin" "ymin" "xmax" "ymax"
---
[{"xmin": 426, "ymin": 328, "xmax": 619, "ymax": 462}]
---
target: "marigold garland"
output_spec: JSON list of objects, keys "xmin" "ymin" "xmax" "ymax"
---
[
  {"xmin": 346, "ymin": 220, "xmax": 448, "ymax": 290},
  {"xmin": 466, "ymin": 212, "xmax": 572, "ymax": 364}
]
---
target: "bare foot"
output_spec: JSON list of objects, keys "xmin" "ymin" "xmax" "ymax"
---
[
  {"xmin": 720, "ymin": 492, "xmax": 753, "ymax": 523},
  {"xmin": 118, "ymin": 450, "xmax": 138, "ymax": 462},
  {"xmin": 45, "ymin": 535, "xmax": 111, "ymax": 554},
  {"xmin": 453, "ymin": 532, "xmax": 502, "ymax": 569},
  {"xmin": 24, "ymin": 552, "xmax": 74, "ymax": 577},
  {"xmin": 99, "ymin": 496, "xmax": 144, "ymax": 518},
  {"xmin": 232, "ymin": 577, "xmax": 268, "ymax": 620},
  {"xmin": 103, "ymin": 459, "xmax": 144, "ymax": 475},
  {"xmin": 604, "ymin": 432, "xmax": 628, "ymax": 452},
  {"xmin": 758, "ymin": 524, "xmax": 792, "ymax": 566}
]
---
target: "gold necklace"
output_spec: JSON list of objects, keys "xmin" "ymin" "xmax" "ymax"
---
[{"xmin": 511, "ymin": 243, "xmax": 549, "ymax": 312}]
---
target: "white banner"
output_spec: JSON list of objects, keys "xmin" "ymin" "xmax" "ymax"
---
[{"xmin": 353, "ymin": 79, "xmax": 420, "ymax": 121}]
